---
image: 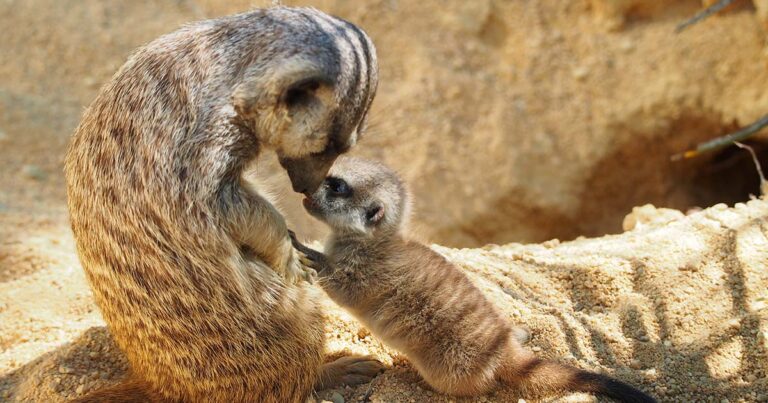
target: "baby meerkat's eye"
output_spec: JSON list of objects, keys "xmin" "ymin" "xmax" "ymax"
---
[{"xmin": 325, "ymin": 177, "xmax": 352, "ymax": 197}]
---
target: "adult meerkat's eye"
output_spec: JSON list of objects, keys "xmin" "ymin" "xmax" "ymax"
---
[
  {"xmin": 283, "ymin": 79, "xmax": 321, "ymax": 109},
  {"xmin": 325, "ymin": 177, "xmax": 352, "ymax": 197}
]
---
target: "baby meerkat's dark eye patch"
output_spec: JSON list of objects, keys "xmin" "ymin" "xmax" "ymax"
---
[
  {"xmin": 364, "ymin": 203, "xmax": 384, "ymax": 225},
  {"xmin": 325, "ymin": 177, "xmax": 352, "ymax": 197}
]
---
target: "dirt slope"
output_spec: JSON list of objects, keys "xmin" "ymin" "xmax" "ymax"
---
[{"xmin": 1, "ymin": 0, "xmax": 768, "ymax": 246}]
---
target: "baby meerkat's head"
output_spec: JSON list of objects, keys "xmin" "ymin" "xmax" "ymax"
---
[{"xmin": 303, "ymin": 157, "xmax": 409, "ymax": 236}]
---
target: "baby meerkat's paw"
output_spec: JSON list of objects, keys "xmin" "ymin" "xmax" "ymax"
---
[
  {"xmin": 273, "ymin": 233, "xmax": 317, "ymax": 285},
  {"xmin": 285, "ymin": 246, "xmax": 318, "ymax": 285},
  {"xmin": 512, "ymin": 326, "xmax": 531, "ymax": 344},
  {"xmin": 289, "ymin": 230, "xmax": 330, "ymax": 275}
]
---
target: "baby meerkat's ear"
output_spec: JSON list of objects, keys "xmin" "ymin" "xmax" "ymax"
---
[
  {"xmin": 364, "ymin": 203, "xmax": 385, "ymax": 226},
  {"xmin": 232, "ymin": 57, "xmax": 334, "ymax": 119}
]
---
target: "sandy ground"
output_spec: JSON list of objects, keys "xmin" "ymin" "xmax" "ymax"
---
[{"xmin": 1, "ymin": 200, "xmax": 766, "ymax": 402}]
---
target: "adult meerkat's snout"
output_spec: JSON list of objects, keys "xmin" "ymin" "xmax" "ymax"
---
[{"xmin": 232, "ymin": 24, "xmax": 377, "ymax": 195}]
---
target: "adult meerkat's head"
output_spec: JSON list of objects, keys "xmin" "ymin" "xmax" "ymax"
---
[
  {"xmin": 232, "ymin": 8, "xmax": 378, "ymax": 195},
  {"xmin": 303, "ymin": 157, "xmax": 409, "ymax": 237}
]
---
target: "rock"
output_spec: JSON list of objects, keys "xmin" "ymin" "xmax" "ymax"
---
[
  {"xmin": 623, "ymin": 204, "xmax": 685, "ymax": 231},
  {"xmin": 356, "ymin": 327, "xmax": 370, "ymax": 340}
]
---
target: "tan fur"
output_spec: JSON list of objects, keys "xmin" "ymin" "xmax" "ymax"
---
[
  {"xmin": 65, "ymin": 7, "xmax": 380, "ymax": 403},
  {"xmin": 298, "ymin": 157, "xmax": 656, "ymax": 402}
]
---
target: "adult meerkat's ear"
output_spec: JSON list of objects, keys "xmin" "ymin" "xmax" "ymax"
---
[{"xmin": 232, "ymin": 57, "xmax": 335, "ymax": 119}]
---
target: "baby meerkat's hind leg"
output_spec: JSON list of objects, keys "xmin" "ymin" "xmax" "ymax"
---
[{"xmin": 315, "ymin": 355, "xmax": 385, "ymax": 390}]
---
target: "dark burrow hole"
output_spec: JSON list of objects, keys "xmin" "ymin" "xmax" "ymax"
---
[
  {"xmin": 577, "ymin": 129, "xmax": 768, "ymax": 239},
  {"xmin": 686, "ymin": 139, "xmax": 767, "ymax": 208},
  {"xmin": 425, "ymin": 115, "xmax": 767, "ymax": 247}
]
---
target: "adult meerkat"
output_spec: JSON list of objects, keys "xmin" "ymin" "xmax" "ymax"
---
[
  {"xmin": 296, "ymin": 157, "xmax": 657, "ymax": 402},
  {"xmin": 65, "ymin": 7, "xmax": 381, "ymax": 403}
]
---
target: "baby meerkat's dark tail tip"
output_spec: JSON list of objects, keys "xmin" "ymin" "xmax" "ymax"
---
[
  {"xmin": 500, "ymin": 350, "xmax": 657, "ymax": 403},
  {"xmin": 69, "ymin": 377, "xmax": 159, "ymax": 403}
]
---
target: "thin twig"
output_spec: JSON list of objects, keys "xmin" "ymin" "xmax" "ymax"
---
[
  {"xmin": 361, "ymin": 374, "xmax": 380, "ymax": 403},
  {"xmin": 675, "ymin": 0, "xmax": 735, "ymax": 33},
  {"xmin": 734, "ymin": 142, "xmax": 768, "ymax": 196},
  {"xmin": 671, "ymin": 113, "xmax": 768, "ymax": 161}
]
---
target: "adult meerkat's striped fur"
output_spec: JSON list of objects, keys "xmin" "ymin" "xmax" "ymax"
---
[
  {"xmin": 65, "ymin": 7, "xmax": 381, "ymax": 403},
  {"xmin": 295, "ymin": 157, "xmax": 657, "ymax": 402}
]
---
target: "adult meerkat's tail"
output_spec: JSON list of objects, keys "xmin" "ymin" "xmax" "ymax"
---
[
  {"xmin": 69, "ymin": 377, "xmax": 161, "ymax": 403},
  {"xmin": 499, "ymin": 347, "xmax": 657, "ymax": 403}
]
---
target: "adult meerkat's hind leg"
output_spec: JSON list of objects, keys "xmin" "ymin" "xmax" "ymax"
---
[
  {"xmin": 69, "ymin": 377, "xmax": 164, "ymax": 403},
  {"xmin": 315, "ymin": 355, "xmax": 385, "ymax": 391}
]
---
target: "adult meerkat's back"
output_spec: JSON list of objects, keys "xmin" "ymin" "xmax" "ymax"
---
[
  {"xmin": 297, "ymin": 157, "xmax": 656, "ymax": 402},
  {"xmin": 66, "ymin": 7, "xmax": 380, "ymax": 402}
]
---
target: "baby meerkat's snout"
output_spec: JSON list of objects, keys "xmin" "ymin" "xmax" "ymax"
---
[{"xmin": 303, "ymin": 157, "xmax": 409, "ymax": 236}]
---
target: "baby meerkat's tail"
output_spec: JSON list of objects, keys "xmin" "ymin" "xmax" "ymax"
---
[
  {"xmin": 498, "ymin": 346, "xmax": 657, "ymax": 403},
  {"xmin": 69, "ymin": 377, "xmax": 162, "ymax": 403}
]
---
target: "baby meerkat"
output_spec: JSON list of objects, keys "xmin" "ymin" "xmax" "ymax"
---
[{"xmin": 294, "ymin": 157, "xmax": 656, "ymax": 402}]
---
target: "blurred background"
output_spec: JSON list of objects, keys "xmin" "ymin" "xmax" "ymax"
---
[{"xmin": 1, "ymin": 0, "xmax": 767, "ymax": 248}]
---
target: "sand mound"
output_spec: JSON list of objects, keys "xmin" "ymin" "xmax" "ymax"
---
[{"xmin": 1, "ymin": 199, "xmax": 766, "ymax": 402}]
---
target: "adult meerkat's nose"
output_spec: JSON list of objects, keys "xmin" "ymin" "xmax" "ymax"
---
[{"xmin": 279, "ymin": 153, "xmax": 337, "ymax": 194}]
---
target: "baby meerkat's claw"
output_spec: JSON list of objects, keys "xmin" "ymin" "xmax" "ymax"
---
[{"xmin": 289, "ymin": 230, "xmax": 331, "ymax": 275}]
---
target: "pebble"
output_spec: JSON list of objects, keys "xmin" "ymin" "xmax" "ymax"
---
[
  {"xmin": 75, "ymin": 384, "xmax": 85, "ymax": 394},
  {"xmin": 329, "ymin": 391, "xmax": 344, "ymax": 403},
  {"xmin": 518, "ymin": 399, "xmax": 527, "ymax": 403},
  {"xmin": 58, "ymin": 366, "xmax": 73, "ymax": 374},
  {"xmin": 629, "ymin": 359, "xmax": 642, "ymax": 369},
  {"xmin": 531, "ymin": 346, "xmax": 541, "ymax": 352},
  {"xmin": 638, "ymin": 335, "xmax": 650, "ymax": 342},
  {"xmin": 572, "ymin": 66, "xmax": 589, "ymax": 80},
  {"xmin": 619, "ymin": 38, "xmax": 635, "ymax": 52},
  {"xmin": 746, "ymin": 373, "xmax": 757, "ymax": 382},
  {"xmin": 21, "ymin": 164, "xmax": 47, "ymax": 181},
  {"xmin": 663, "ymin": 340, "xmax": 672, "ymax": 347}
]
